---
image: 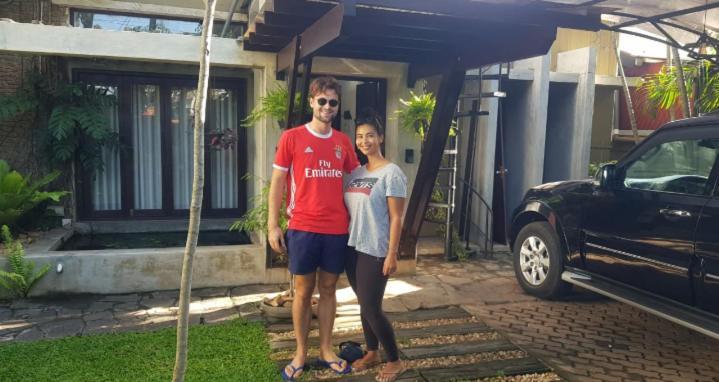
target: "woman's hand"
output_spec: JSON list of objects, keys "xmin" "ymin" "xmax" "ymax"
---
[{"xmin": 383, "ymin": 254, "xmax": 398, "ymax": 276}]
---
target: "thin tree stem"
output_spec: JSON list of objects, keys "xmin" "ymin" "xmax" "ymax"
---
[{"xmin": 172, "ymin": 1, "xmax": 217, "ymax": 381}]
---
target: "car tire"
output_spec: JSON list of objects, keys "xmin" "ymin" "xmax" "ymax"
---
[{"xmin": 513, "ymin": 221, "xmax": 571, "ymax": 299}]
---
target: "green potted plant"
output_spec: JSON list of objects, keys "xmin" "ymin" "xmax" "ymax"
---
[
  {"xmin": 242, "ymin": 85, "xmax": 307, "ymax": 129},
  {"xmin": 396, "ymin": 90, "xmax": 457, "ymax": 142}
]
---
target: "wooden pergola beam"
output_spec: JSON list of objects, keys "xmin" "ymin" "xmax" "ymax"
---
[
  {"xmin": 407, "ymin": 25, "xmax": 557, "ymax": 86},
  {"xmin": 347, "ymin": 0, "xmax": 604, "ymax": 30},
  {"xmin": 276, "ymin": 3, "xmax": 349, "ymax": 74},
  {"xmin": 398, "ymin": 58, "xmax": 467, "ymax": 259}
]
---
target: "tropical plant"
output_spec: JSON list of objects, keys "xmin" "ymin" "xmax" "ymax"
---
[
  {"xmin": 0, "ymin": 160, "xmax": 68, "ymax": 228},
  {"xmin": 0, "ymin": 225, "xmax": 50, "ymax": 299},
  {"xmin": 396, "ymin": 91, "xmax": 456, "ymax": 141},
  {"xmin": 0, "ymin": 73, "xmax": 117, "ymax": 174},
  {"xmin": 241, "ymin": 84, "xmax": 305, "ymax": 128},
  {"xmin": 229, "ymin": 175, "xmax": 288, "ymax": 234},
  {"xmin": 639, "ymin": 61, "xmax": 719, "ymax": 116}
]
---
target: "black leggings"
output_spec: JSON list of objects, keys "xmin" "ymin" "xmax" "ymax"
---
[{"xmin": 345, "ymin": 248, "xmax": 399, "ymax": 362}]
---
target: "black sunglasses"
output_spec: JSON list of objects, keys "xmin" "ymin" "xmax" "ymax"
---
[{"xmin": 317, "ymin": 98, "xmax": 339, "ymax": 107}]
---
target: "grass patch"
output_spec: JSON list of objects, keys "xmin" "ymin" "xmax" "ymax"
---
[{"xmin": 0, "ymin": 319, "xmax": 277, "ymax": 382}]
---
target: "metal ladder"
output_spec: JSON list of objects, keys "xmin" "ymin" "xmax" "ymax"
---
[{"xmin": 423, "ymin": 65, "xmax": 506, "ymax": 260}]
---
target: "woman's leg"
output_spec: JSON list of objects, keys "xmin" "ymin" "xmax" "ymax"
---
[{"xmin": 355, "ymin": 251, "xmax": 399, "ymax": 362}]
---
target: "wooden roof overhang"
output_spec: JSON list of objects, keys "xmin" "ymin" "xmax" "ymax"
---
[
  {"xmin": 245, "ymin": 0, "xmax": 605, "ymax": 86},
  {"xmin": 243, "ymin": 0, "xmax": 604, "ymax": 260}
]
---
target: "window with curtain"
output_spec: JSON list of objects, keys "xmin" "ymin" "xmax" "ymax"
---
[
  {"xmin": 209, "ymin": 89, "xmax": 238, "ymax": 209},
  {"xmin": 132, "ymin": 84, "xmax": 163, "ymax": 210},
  {"xmin": 91, "ymin": 86, "xmax": 121, "ymax": 211},
  {"xmin": 77, "ymin": 72, "xmax": 246, "ymax": 219}
]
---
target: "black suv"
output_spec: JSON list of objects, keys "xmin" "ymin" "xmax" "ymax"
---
[{"xmin": 510, "ymin": 113, "xmax": 719, "ymax": 339}]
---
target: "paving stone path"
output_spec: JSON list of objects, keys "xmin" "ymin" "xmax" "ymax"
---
[
  {"xmin": 2, "ymin": 248, "xmax": 718, "ymax": 381},
  {"xmin": 268, "ymin": 306, "xmax": 557, "ymax": 381}
]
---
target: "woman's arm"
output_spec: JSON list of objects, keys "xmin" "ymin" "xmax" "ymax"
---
[{"xmin": 384, "ymin": 196, "xmax": 405, "ymax": 276}]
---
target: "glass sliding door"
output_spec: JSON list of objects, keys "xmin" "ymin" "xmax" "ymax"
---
[
  {"xmin": 170, "ymin": 88, "xmax": 195, "ymax": 210},
  {"xmin": 209, "ymin": 89, "xmax": 238, "ymax": 209},
  {"xmin": 132, "ymin": 84, "xmax": 163, "ymax": 210},
  {"xmin": 91, "ymin": 86, "xmax": 121, "ymax": 211},
  {"xmin": 76, "ymin": 72, "xmax": 246, "ymax": 219}
]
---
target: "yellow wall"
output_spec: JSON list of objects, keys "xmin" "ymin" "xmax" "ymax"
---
[{"xmin": 550, "ymin": 28, "xmax": 618, "ymax": 76}]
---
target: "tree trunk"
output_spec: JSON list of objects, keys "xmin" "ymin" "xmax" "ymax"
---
[
  {"xmin": 672, "ymin": 46, "xmax": 691, "ymax": 118},
  {"xmin": 614, "ymin": 39, "xmax": 640, "ymax": 145},
  {"xmin": 172, "ymin": 1, "xmax": 217, "ymax": 381}
]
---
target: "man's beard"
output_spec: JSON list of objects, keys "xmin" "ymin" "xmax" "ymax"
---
[{"xmin": 314, "ymin": 110, "xmax": 335, "ymax": 123}]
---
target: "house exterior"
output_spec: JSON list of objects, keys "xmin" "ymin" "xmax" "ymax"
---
[
  {"xmin": 0, "ymin": 0, "xmax": 422, "ymax": 294},
  {"xmin": 0, "ymin": 0, "xmax": 638, "ymax": 295}
]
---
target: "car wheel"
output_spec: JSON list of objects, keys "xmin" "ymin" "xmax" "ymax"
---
[{"xmin": 513, "ymin": 221, "xmax": 571, "ymax": 299}]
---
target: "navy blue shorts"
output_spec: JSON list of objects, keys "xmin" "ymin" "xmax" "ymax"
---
[{"xmin": 286, "ymin": 229, "xmax": 348, "ymax": 275}]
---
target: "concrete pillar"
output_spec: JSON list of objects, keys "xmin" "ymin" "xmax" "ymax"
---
[
  {"xmin": 502, "ymin": 54, "xmax": 551, "ymax": 222},
  {"xmin": 544, "ymin": 47, "xmax": 597, "ymax": 181}
]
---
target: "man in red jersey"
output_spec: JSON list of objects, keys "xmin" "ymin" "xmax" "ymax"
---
[{"xmin": 268, "ymin": 77, "xmax": 360, "ymax": 381}]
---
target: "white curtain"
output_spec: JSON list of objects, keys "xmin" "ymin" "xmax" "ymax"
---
[
  {"xmin": 171, "ymin": 88, "xmax": 195, "ymax": 209},
  {"xmin": 132, "ymin": 84, "xmax": 163, "ymax": 210},
  {"xmin": 210, "ymin": 89, "xmax": 238, "ymax": 209},
  {"xmin": 92, "ymin": 86, "xmax": 121, "ymax": 211}
]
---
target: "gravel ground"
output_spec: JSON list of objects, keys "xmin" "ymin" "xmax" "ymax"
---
[
  {"xmin": 307, "ymin": 350, "xmax": 528, "ymax": 380},
  {"xmin": 477, "ymin": 372, "xmax": 563, "ymax": 382},
  {"xmin": 407, "ymin": 331, "xmax": 502, "ymax": 346},
  {"xmin": 270, "ymin": 317, "xmax": 479, "ymax": 341}
]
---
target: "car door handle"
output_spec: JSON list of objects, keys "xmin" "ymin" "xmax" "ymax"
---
[{"xmin": 659, "ymin": 208, "xmax": 692, "ymax": 218}]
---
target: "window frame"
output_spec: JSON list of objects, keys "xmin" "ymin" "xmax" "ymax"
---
[
  {"xmin": 69, "ymin": 9, "xmax": 245, "ymax": 39},
  {"xmin": 74, "ymin": 70, "xmax": 247, "ymax": 220},
  {"xmin": 623, "ymin": 138, "xmax": 719, "ymax": 196},
  {"xmin": 616, "ymin": 125, "xmax": 719, "ymax": 197}
]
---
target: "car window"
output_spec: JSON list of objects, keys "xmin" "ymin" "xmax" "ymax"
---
[{"xmin": 624, "ymin": 138, "xmax": 719, "ymax": 195}]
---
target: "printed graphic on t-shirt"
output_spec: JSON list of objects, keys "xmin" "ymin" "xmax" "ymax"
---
[
  {"xmin": 346, "ymin": 177, "xmax": 378, "ymax": 196},
  {"xmin": 334, "ymin": 145, "xmax": 342, "ymax": 159},
  {"xmin": 304, "ymin": 159, "xmax": 343, "ymax": 178}
]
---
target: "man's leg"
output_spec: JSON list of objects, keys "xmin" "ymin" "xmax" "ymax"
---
[
  {"xmin": 287, "ymin": 272, "xmax": 316, "ymax": 375},
  {"xmin": 317, "ymin": 269, "xmax": 343, "ymax": 366}
]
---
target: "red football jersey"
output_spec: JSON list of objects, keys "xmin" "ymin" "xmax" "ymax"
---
[{"xmin": 273, "ymin": 124, "xmax": 360, "ymax": 234}]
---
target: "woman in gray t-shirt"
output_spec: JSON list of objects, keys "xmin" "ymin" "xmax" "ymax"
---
[{"xmin": 344, "ymin": 112, "xmax": 407, "ymax": 382}]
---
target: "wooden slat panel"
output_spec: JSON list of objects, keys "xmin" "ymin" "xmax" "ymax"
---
[
  {"xmin": 419, "ymin": 357, "xmax": 550, "ymax": 381},
  {"xmin": 270, "ymin": 322, "xmax": 491, "ymax": 351},
  {"xmin": 266, "ymin": 306, "xmax": 472, "ymax": 333},
  {"xmin": 401, "ymin": 340, "xmax": 517, "ymax": 360}
]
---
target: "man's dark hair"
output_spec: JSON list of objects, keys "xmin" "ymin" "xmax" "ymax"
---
[{"xmin": 309, "ymin": 76, "xmax": 342, "ymax": 99}]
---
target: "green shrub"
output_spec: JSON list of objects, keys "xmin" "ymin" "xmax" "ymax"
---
[
  {"xmin": 0, "ymin": 225, "xmax": 50, "ymax": 299},
  {"xmin": 0, "ymin": 160, "xmax": 68, "ymax": 228},
  {"xmin": 396, "ymin": 91, "xmax": 457, "ymax": 141},
  {"xmin": 241, "ymin": 84, "xmax": 306, "ymax": 128},
  {"xmin": 229, "ymin": 175, "xmax": 288, "ymax": 234},
  {"xmin": 0, "ymin": 74, "xmax": 117, "ymax": 174}
]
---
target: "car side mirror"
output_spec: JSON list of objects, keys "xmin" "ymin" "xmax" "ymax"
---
[{"xmin": 597, "ymin": 163, "xmax": 617, "ymax": 189}]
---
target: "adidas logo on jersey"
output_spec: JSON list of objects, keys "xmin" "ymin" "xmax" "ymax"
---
[{"xmin": 304, "ymin": 146, "xmax": 314, "ymax": 153}]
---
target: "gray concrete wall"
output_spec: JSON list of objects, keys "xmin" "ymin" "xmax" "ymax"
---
[
  {"xmin": 502, "ymin": 55, "xmax": 550, "ymax": 218},
  {"xmin": 544, "ymin": 47, "xmax": 597, "ymax": 182},
  {"xmin": 544, "ymin": 83, "xmax": 578, "ymax": 182}
]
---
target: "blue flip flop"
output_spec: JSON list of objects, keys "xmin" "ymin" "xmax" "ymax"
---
[
  {"xmin": 281, "ymin": 363, "xmax": 305, "ymax": 381},
  {"xmin": 318, "ymin": 358, "xmax": 351, "ymax": 375}
]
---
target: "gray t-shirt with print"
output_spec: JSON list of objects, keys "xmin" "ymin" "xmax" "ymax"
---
[{"xmin": 344, "ymin": 163, "xmax": 407, "ymax": 258}]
